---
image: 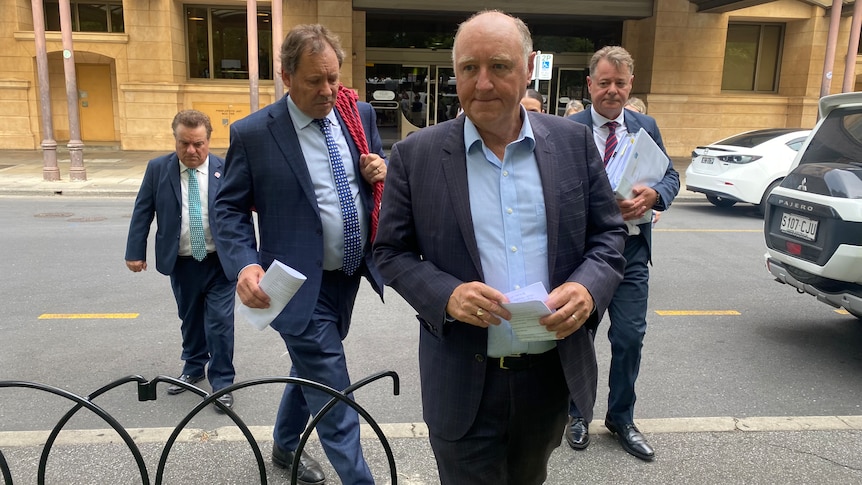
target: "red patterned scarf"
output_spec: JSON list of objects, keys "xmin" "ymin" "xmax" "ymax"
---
[{"xmin": 335, "ymin": 84, "xmax": 384, "ymax": 241}]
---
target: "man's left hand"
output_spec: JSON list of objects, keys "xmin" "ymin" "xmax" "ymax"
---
[
  {"xmin": 360, "ymin": 154, "xmax": 386, "ymax": 184},
  {"xmin": 618, "ymin": 185, "xmax": 658, "ymax": 221},
  {"xmin": 540, "ymin": 282, "xmax": 595, "ymax": 339}
]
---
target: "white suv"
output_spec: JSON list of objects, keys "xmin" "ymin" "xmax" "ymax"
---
[{"xmin": 764, "ymin": 92, "xmax": 862, "ymax": 319}]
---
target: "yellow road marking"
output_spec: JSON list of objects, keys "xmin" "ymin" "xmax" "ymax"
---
[
  {"xmin": 655, "ymin": 310, "xmax": 741, "ymax": 316},
  {"xmin": 654, "ymin": 229, "xmax": 761, "ymax": 233},
  {"xmin": 38, "ymin": 313, "xmax": 139, "ymax": 319}
]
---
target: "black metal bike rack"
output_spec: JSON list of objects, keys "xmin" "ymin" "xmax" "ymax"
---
[{"xmin": 0, "ymin": 371, "xmax": 400, "ymax": 484}]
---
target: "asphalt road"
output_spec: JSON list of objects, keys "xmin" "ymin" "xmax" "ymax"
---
[{"xmin": 2, "ymin": 196, "xmax": 862, "ymax": 483}]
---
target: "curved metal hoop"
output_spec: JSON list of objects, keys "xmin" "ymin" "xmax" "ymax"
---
[{"xmin": 0, "ymin": 370, "xmax": 400, "ymax": 485}]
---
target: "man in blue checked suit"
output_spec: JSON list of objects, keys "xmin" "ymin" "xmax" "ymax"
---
[
  {"xmin": 565, "ymin": 45, "xmax": 680, "ymax": 462},
  {"xmin": 213, "ymin": 24, "xmax": 387, "ymax": 485},
  {"xmin": 374, "ymin": 11, "xmax": 627, "ymax": 485},
  {"xmin": 125, "ymin": 110, "xmax": 236, "ymax": 412}
]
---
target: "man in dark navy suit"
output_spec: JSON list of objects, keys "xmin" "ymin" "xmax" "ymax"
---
[
  {"xmin": 125, "ymin": 110, "xmax": 236, "ymax": 412},
  {"xmin": 565, "ymin": 46, "xmax": 680, "ymax": 461},
  {"xmin": 214, "ymin": 24, "xmax": 387, "ymax": 485}
]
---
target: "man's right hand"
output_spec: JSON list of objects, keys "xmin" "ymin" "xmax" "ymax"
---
[
  {"xmin": 126, "ymin": 260, "xmax": 147, "ymax": 272},
  {"xmin": 446, "ymin": 282, "xmax": 511, "ymax": 328},
  {"xmin": 237, "ymin": 264, "xmax": 271, "ymax": 308}
]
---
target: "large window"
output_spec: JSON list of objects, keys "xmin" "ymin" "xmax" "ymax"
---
[
  {"xmin": 186, "ymin": 6, "xmax": 273, "ymax": 80},
  {"xmin": 721, "ymin": 23, "xmax": 783, "ymax": 92},
  {"xmin": 44, "ymin": 1, "xmax": 124, "ymax": 33}
]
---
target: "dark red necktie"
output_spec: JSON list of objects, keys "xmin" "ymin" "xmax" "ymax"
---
[
  {"xmin": 603, "ymin": 121, "xmax": 619, "ymax": 166},
  {"xmin": 335, "ymin": 84, "xmax": 384, "ymax": 242}
]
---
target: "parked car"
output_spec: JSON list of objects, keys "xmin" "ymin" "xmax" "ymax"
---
[
  {"xmin": 764, "ymin": 92, "xmax": 862, "ymax": 319},
  {"xmin": 686, "ymin": 128, "xmax": 811, "ymax": 215}
]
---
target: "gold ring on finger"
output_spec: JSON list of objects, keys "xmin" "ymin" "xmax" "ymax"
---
[{"xmin": 476, "ymin": 308, "xmax": 485, "ymax": 317}]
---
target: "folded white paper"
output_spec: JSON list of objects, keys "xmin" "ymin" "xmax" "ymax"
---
[
  {"xmin": 500, "ymin": 282, "xmax": 560, "ymax": 342},
  {"xmin": 235, "ymin": 260, "xmax": 306, "ymax": 331}
]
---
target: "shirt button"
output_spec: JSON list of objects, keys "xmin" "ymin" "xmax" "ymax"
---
[
  {"xmin": 503, "ymin": 170, "xmax": 509, "ymax": 177},
  {"xmin": 506, "ymin": 208, "xmax": 513, "ymax": 214},
  {"xmin": 511, "ymin": 246, "xmax": 517, "ymax": 252}
]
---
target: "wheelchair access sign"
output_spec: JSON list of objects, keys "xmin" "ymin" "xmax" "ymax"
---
[{"xmin": 535, "ymin": 53, "xmax": 554, "ymax": 80}]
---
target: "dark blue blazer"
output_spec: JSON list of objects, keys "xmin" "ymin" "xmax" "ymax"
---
[
  {"xmin": 213, "ymin": 95, "xmax": 385, "ymax": 335},
  {"xmin": 125, "ymin": 153, "xmax": 226, "ymax": 276},
  {"xmin": 373, "ymin": 112, "xmax": 628, "ymax": 440},
  {"xmin": 568, "ymin": 108, "xmax": 680, "ymax": 255}
]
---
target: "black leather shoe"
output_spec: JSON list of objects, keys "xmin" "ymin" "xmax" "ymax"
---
[
  {"xmin": 272, "ymin": 444, "xmax": 326, "ymax": 485},
  {"xmin": 166, "ymin": 374, "xmax": 205, "ymax": 395},
  {"xmin": 213, "ymin": 393, "xmax": 234, "ymax": 414},
  {"xmin": 565, "ymin": 416, "xmax": 590, "ymax": 450},
  {"xmin": 605, "ymin": 419, "xmax": 655, "ymax": 461}
]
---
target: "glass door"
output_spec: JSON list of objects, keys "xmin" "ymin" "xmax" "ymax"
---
[
  {"xmin": 554, "ymin": 68, "xmax": 588, "ymax": 116},
  {"xmin": 433, "ymin": 66, "xmax": 457, "ymax": 124}
]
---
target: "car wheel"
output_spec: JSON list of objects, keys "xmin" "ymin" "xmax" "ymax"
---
[
  {"xmin": 706, "ymin": 195, "xmax": 736, "ymax": 208},
  {"xmin": 758, "ymin": 180, "xmax": 782, "ymax": 216}
]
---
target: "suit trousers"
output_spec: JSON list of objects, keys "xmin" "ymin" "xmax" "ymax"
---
[
  {"xmin": 569, "ymin": 234, "xmax": 650, "ymax": 424},
  {"xmin": 169, "ymin": 254, "xmax": 236, "ymax": 391},
  {"xmin": 272, "ymin": 270, "xmax": 373, "ymax": 485},
  {"xmin": 429, "ymin": 349, "xmax": 568, "ymax": 485}
]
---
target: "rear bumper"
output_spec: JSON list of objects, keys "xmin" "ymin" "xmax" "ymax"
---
[{"xmin": 765, "ymin": 255, "xmax": 862, "ymax": 315}]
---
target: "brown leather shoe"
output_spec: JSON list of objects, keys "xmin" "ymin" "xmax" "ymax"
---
[{"xmin": 272, "ymin": 444, "xmax": 326, "ymax": 485}]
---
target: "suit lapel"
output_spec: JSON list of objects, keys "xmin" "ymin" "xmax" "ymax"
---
[
  {"xmin": 208, "ymin": 155, "xmax": 223, "ymax": 213},
  {"xmin": 266, "ymin": 97, "xmax": 319, "ymax": 212},
  {"xmin": 168, "ymin": 153, "xmax": 181, "ymax": 206},
  {"xmin": 441, "ymin": 117, "xmax": 484, "ymax": 280},
  {"xmin": 530, "ymin": 116, "xmax": 560, "ymax": 275}
]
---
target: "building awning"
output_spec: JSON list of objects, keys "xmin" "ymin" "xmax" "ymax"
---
[{"xmin": 690, "ymin": 0, "xmax": 854, "ymax": 14}]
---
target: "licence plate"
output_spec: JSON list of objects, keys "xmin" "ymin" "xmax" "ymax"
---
[
  {"xmin": 701, "ymin": 156, "xmax": 714, "ymax": 165},
  {"xmin": 780, "ymin": 212, "xmax": 818, "ymax": 241}
]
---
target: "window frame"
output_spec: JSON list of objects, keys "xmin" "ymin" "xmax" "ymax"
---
[
  {"xmin": 721, "ymin": 22, "xmax": 784, "ymax": 93},
  {"xmin": 44, "ymin": 1, "xmax": 124, "ymax": 33}
]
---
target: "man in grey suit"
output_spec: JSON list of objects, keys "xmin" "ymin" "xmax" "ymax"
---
[
  {"xmin": 125, "ymin": 110, "xmax": 236, "ymax": 412},
  {"xmin": 373, "ymin": 11, "xmax": 627, "ymax": 485},
  {"xmin": 564, "ymin": 46, "xmax": 680, "ymax": 461},
  {"xmin": 213, "ymin": 24, "xmax": 386, "ymax": 485}
]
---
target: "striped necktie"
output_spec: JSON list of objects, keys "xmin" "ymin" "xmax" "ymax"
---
[
  {"xmin": 603, "ymin": 121, "xmax": 620, "ymax": 166},
  {"xmin": 186, "ymin": 168, "xmax": 207, "ymax": 261}
]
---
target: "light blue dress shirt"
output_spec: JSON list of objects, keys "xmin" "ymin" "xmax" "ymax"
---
[
  {"xmin": 464, "ymin": 109, "xmax": 555, "ymax": 358},
  {"xmin": 287, "ymin": 97, "xmax": 368, "ymax": 271}
]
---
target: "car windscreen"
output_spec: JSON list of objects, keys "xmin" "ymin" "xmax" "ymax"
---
[{"xmin": 798, "ymin": 107, "xmax": 862, "ymax": 166}]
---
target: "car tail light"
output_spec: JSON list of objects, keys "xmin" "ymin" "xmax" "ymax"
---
[
  {"xmin": 716, "ymin": 154, "xmax": 762, "ymax": 164},
  {"xmin": 786, "ymin": 241, "xmax": 802, "ymax": 255}
]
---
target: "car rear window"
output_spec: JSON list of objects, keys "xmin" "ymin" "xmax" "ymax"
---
[
  {"xmin": 798, "ymin": 107, "xmax": 862, "ymax": 166},
  {"xmin": 715, "ymin": 130, "xmax": 795, "ymax": 148}
]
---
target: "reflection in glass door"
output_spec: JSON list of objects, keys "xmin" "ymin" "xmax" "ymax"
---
[
  {"xmin": 554, "ymin": 68, "xmax": 588, "ymax": 116},
  {"xmin": 433, "ymin": 66, "xmax": 457, "ymax": 124},
  {"xmin": 365, "ymin": 64, "xmax": 430, "ymax": 146}
]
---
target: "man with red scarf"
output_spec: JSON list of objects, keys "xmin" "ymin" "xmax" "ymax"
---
[{"xmin": 214, "ymin": 24, "xmax": 385, "ymax": 485}]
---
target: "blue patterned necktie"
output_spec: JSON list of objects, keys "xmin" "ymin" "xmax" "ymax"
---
[
  {"xmin": 186, "ymin": 168, "xmax": 207, "ymax": 262},
  {"xmin": 314, "ymin": 118, "xmax": 362, "ymax": 275}
]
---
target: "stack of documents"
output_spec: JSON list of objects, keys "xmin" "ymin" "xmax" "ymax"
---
[{"xmin": 605, "ymin": 127, "xmax": 670, "ymax": 225}]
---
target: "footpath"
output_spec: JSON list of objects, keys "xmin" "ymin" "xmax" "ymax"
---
[
  {"xmin": 3, "ymin": 148, "xmax": 862, "ymax": 483},
  {"xmin": 0, "ymin": 147, "xmax": 702, "ymax": 200}
]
